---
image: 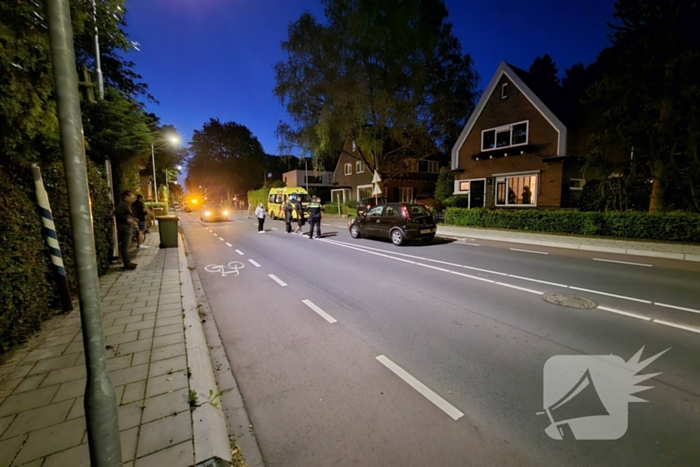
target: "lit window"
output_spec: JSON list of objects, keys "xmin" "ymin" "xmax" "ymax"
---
[
  {"xmin": 501, "ymin": 83, "xmax": 508, "ymax": 99},
  {"xmin": 352, "ymin": 140, "xmax": 356, "ymax": 152},
  {"xmin": 344, "ymin": 163, "xmax": 352, "ymax": 176},
  {"xmin": 459, "ymin": 181, "xmax": 470, "ymax": 192},
  {"xmin": 356, "ymin": 161, "xmax": 364, "ymax": 173},
  {"xmin": 495, "ymin": 174, "xmax": 537, "ymax": 206},
  {"xmin": 481, "ymin": 121, "xmax": 529, "ymax": 152}
]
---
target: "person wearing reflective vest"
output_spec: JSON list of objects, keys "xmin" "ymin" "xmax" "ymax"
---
[{"xmin": 307, "ymin": 196, "xmax": 322, "ymax": 239}]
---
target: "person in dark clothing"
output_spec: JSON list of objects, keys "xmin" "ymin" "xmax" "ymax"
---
[
  {"xmin": 132, "ymin": 194, "xmax": 149, "ymax": 248},
  {"xmin": 279, "ymin": 198, "xmax": 294, "ymax": 233},
  {"xmin": 115, "ymin": 191, "xmax": 138, "ymax": 270},
  {"xmin": 307, "ymin": 196, "xmax": 322, "ymax": 239},
  {"xmin": 293, "ymin": 198, "xmax": 305, "ymax": 234},
  {"xmin": 522, "ymin": 186, "xmax": 532, "ymax": 204}
]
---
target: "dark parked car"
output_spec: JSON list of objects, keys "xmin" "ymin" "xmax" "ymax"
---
[
  {"xmin": 356, "ymin": 197, "xmax": 388, "ymax": 216},
  {"xmin": 200, "ymin": 204, "xmax": 230, "ymax": 222},
  {"xmin": 348, "ymin": 203, "xmax": 437, "ymax": 245}
]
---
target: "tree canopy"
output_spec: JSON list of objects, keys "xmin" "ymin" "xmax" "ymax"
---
[
  {"xmin": 528, "ymin": 54, "xmax": 560, "ymax": 87},
  {"xmin": 274, "ymin": 0, "xmax": 479, "ymax": 181}
]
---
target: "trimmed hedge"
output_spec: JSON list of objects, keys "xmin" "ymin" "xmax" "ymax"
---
[
  {"xmin": 247, "ymin": 187, "xmax": 269, "ymax": 211},
  {"xmin": 444, "ymin": 208, "xmax": 700, "ymax": 244}
]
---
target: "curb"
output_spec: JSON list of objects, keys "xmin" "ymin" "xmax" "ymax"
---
[
  {"xmin": 177, "ymin": 234, "xmax": 233, "ymax": 466},
  {"xmin": 436, "ymin": 228, "xmax": 700, "ymax": 262},
  {"xmin": 180, "ymin": 233, "xmax": 266, "ymax": 467}
]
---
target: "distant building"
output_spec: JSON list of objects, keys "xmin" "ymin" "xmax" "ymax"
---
[{"xmin": 282, "ymin": 169, "xmax": 335, "ymax": 202}]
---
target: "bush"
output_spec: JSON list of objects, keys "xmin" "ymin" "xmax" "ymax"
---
[
  {"xmin": 444, "ymin": 208, "xmax": 700, "ymax": 243},
  {"xmin": 443, "ymin": 196, "xmax": 470, "ymax": 209},
  {"xmin": 145, "ymin": 201, "xmax": 168, "ymax": 216},
  {"xmin": 247, "ymin": 187, "xmax": 269, "ymax": 211}
]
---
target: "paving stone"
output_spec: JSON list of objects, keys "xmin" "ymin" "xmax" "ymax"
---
[
  {"xmin": 152, "ymin": 332, "xmax": 184, "ymax": 349},
  {"xmin": 42, "ymin": 333, "xmax": 77, "ymax": 348},
  {"xmin": 157, "ymin": 303, "xmax": 182, "ymax": 313},
  {"xmin": 115, "ymin": 338, "xmax": 152, "ymax": 357},
  {"xmin": 105, "ymin": 331, "xmax": 139, "ymax": 346},
  {"xmin": 118, "ymin": 401, "xmax": 144, "ymax": 431},
  {"xmin": 125, "ymin": 321, "xmax": 155, "ymax": 333},
  {"xmin": 62, "ymin": 341, "xmax": 84, "ymax": 355},
  {"xmin": 40, "ymin": 365, "xmax": 86, "ymax": 388},
  {"xmin": 158, "ymin": 296, "xmax": 181, "ymax": 306},
  {"xmin": 129, "ymin": 306, "xmax": 158, "ymax": 316},
  {"xmin": 67, "ymin": 397, "xmax": 84, "ymax": 420},
  {"xmin": 145, "ymin": 371, "xmax": 188, "ymax": 399},
  {"xmin": 103, "ymin": 310, "xmax": 132, "ymax": 321},
  {"xmin": 155, "ymin": 316, "xmax": 182, "ymax": 328},
  {"xmin": 0, "ymin": 415, "xmax": 14, "ymax": 438},
  {"xmin": 154, "ymin": 324, "xmax": 182, "ymax": 337},
  {"xmin": 137, "ymin": 329, "xmax": 153, "ymax": 341},
  {"xmin": 101, "ymin": 318, "xmax": 116, "ymax": 329},
  {"xmin": 0, "ymin": 386, "xmax": 59, "ymax": 417},
  {"xmin": 142, "ymin": 388, "xmax": 189, "ymax": 424},
  {"xmin": 121, "ymin": 426, "xmax": 139, "ymax": 462},
  {"xmin": 134, "ymin": 439, "xmax": 194, "ymax": 467},
  {"xmin": 0, "ymin": 434, "xmax": 26, "ymax": 467},
  {"xmin": 121, "ymin": 381, "xmax": 146, "ymax": 405},
  {"xmin": 102, "ymin": 324, "xmax": 127, "ymax": 337},
  {"xmin": 5, "ymin": 365, "xmax": 35, "ymax": 382},
  {"xmin": 150, "ymin": 343, "xmax": 185, "ymax": 363},
  {"xmin": 131, "ymin": 350, "xmax": 150, "ymax": 367},
  {"xmin": 11, "ymin": 375, "xmax": 46, "ymax": 395},
  {"xmin": 109, "ymin": 364, "xmax": 148, "ymax": 387},
  {"xmin": 101, "ymin": 304, "xmax": 124, "ymax": 314},
  {"xmin": 158, "ymin": 293, "xmax": 181, "ymax": 301},
  {"xmin": 42, "ymin": 441, "xmax": 89, "ymax": 467},
  {"xmin": 113, "ymin": 315, "xmax": 143, "ymax": 326},
  {"xmin": 12, "ymin": 418, "xmax": 85, "ymax": 464},
  {"xmin": 148, "ymin": 356, "xmax": 187, "ymax": 379},
  {"xmin": 107, "ymin": 355, "xmax": 133, "ymax": 373},
  {"xmin": 157, "ymin": 308, "xmax": 182, "ymax": 318},
  {"xmin": 136, "ymin": 414, "xmax": 192, "ymax": 458},
  {"xmin": 27, "ymin": 354, "xmax": 80, "ymax": 377},
  {"xmin": 14, "ymin": 458, "xmax": 43, "ymax": 467},
  {"xmin": 1, "ymin": 399, "xmax": 72, "ymax": 439},
  {"xmin": 109, "ymin": 297, "xmax": 137, "ymax": 306},
  {"xmin": 53, "ymin": 378, "xmax": 87, "ymax": 403},
  {"xmin": 25, "ymin": 345, "xmax": 67, "ymax": 362},
  {"xmin": 141, "ymin": 312, "xmax": 157, "ymax": 322},
  {"xmin": 54, "ymin": 325, "xmax": 81, "ymax": 336}
]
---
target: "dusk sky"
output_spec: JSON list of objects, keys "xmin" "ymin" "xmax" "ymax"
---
[{"xmin": 124, "ymin": 0, "xmax": 616, "ymax": 166}]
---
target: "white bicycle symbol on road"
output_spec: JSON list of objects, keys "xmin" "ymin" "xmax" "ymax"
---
[{"xmin": 204, "ymin": 261, "xmax": 245, "ymax": 277}]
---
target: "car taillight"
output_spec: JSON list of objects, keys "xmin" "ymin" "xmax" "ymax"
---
[{"xmin": 366, "ymin": 204, "xmax": 371, "ymax": 209}]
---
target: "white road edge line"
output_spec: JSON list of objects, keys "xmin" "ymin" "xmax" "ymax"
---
[
  {"xmin": 654, "ymin": 302, "xmax": 700, "ymax": 315},
  {"xmin": 496, "ymin": 282, "xmax": 543, "ymax": 295},
  {"xmin": 507, "ymin": 275, "xmax": 569, "ymax": 288},
  {"xmin": 510, "ymin": 248, "xmax": 548, "ymax": 255},
  {"xmin": 569, "ymin": 287, "xmax": 652, "ymax": 304},
  {"xmin": 268, "ymin": 274, "xmax": 287, "ymax": 287},
  {"xmin": 598, "ymin": 306, "xmax": 651, "ymax": 321},
  {"xmin": 376, "ymin": 355, "xmax": 464, "ymax": 421},
  {"xmin": 248, "ymin": 259, "xmax": 261, "ymax": 268},
  {"xmin": 653, "ymin": 319, "xmax": 700, "ymax": 334},
  {"xmin": 235, "ymin": 249, "xmax": 244, "ymax": 255},
  {"xmin": 225, "ymin": 242, "xmax": 233, "ymax": 247},
  {"xmin": 302, "ymin": 299, "xmax": 337, "ymax": 323},
  {"xmin": 458, "ymin": 242, "xmax": 480, "ymax": 247},
  {"xmin": 593, "ymin": 258, "xmax": 652, "ymax": 267}
]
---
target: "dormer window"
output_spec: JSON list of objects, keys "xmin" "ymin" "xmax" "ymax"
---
[
  {"xmin": 351, "ymin": 140, "xmax": 356, "ymax": 152},
  {"xmin": 501, "ymin": 83, "xmax": 508, "ymax": 99}
]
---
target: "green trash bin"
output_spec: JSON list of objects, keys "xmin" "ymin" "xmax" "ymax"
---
[{"xmin": 156, "ymin": 215, "xmax": 179, "ymax": 248}]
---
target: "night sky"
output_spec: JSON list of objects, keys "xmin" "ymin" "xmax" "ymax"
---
[{"xmin": 124, "ymin": 0, "xmax": 615, "ymax": 163}]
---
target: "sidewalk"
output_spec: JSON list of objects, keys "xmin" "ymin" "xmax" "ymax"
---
[
  {"xmin": 436, "ymin": 225, "xmax": 700, "ymax": 261},
  {"xmin": 0, "ymin": 230, "xmax": 231, "ymax": 466}
]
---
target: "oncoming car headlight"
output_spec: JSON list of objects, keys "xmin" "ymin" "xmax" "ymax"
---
[
  {"xmin": 222, "ymin": 210, "xmax": 228, "ymax": 216},
  {"xmin": 204, "ymin": 211, "xmax": 211, "ymax": 216}
]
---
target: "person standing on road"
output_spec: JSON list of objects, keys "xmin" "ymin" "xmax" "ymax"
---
[
  {"xmin": 115, "ymin": 190, "xmax": 138, "ymax": 270},
  {"xmin": 293, "ymin": 197, "xmax": 305, "ymax": 234},
  {"xmin": 280, "ymin": 198, "xmax": 293, "ymax": 233},
  {"xmin": 307, "ymin": 196, "xmax": 322, "ymax": 239},
  {"xmin": 255, "ymin": 202, "xmax": 266, "ymax": 233},
  {"xmin": 132, "ymin": 194, "xmax": 149, "ymax": 249}
]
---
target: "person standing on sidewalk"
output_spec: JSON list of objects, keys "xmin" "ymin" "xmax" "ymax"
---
[
  {"xmin": 255, "ymin": 202, "xmax": 266, "ymax": 233},
  {"xmin": 307, "ymin": 196, "xmax": 322, "ymax": 239},
  {"xmin": 132, "ymin": 194, "xmax": 149, "ymax": 249},
  {"xmin": 115, "ymin": 190, "xmax": 138, "ymax": 270}
]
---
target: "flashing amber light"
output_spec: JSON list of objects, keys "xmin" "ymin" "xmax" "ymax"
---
[{"xmin": 191, "ymin": 198, "xmax": 198, "ymax": 204}]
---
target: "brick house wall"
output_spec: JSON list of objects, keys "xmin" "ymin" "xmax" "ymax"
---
[{"xmin": 332, "ymin": 138, "xmax": 373, "ymax": 200}]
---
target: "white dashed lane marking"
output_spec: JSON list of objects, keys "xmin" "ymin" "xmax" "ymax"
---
[
  {"xmin": 302, "ymin": 299, "xmax": 337, "ymax": 323},
  {"xmin": 268, "ymin": 274, "xmax": 287, "ymax": 287}
]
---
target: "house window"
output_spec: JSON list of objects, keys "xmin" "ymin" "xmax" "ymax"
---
[
  {"xmin": 399, "ymin": 187, "xmax": 414, "ymax": 203},
  {"xmin": 352, "ymin": 140, "xmax": 356, "ymax": 152},
  {"xmin": 356, "ymin": 161, "xmax": 364, "ymax": 173},
  {"xmin": 501, "ymin": 83, "xmax": 508, "ymax": 99},
  {"xmin": 344, "ymin": 163, "xmax": 352, "ymax": 176},
  {"xmin": 406, "ymin": 160, "xmax": 419, "ymax": 172},
  {"xmin": 481, "ymin": 121, "xmax": 529, "ymax": 152},
  {"xmin": 426, "ymin": 161, "xmax": 438, "ymax": 173},
  {"xmin": 495, "ymin": 174, "xmax": 537, "ymax": 206},
  {"xmin": 569, "ymin": 178, "xmax": 585, "ymax": 191},
  {"xmin": 459, "ymin": 181, "xmax": 470, "ymax": 192}
]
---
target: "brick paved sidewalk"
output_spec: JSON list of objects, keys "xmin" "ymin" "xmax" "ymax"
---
[{"xmin": 0, "ymin": 230, "xmax": 222, "ymax": 466}]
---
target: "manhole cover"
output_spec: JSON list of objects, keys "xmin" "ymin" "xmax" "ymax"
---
[{"xmin": 542, "ymin": 293, "xmax": 598, "ymax": 309}]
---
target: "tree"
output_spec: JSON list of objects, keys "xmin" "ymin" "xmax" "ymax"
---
[
  {"xmin": 589, "ymin": 0, "xmax": 700, "ymax": 212},
  {"xmin": 274, "ymin": 0, "xmax": 479, "ymax": 184},
  {"xmin": 187, "ymin": 119, "xmax": 268, "ymax": 199},
  {"xmin": 529, "ymin": 54, "xmax": 560, "ymax": 87},
  {"xmin": 434, "ymin": 168, "xmax": 454, "ymax": 203}
]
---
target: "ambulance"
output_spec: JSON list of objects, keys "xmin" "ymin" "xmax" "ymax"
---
[{"xmin": 267, "ymin": 187, "xmax": 311, "ymax": 220}]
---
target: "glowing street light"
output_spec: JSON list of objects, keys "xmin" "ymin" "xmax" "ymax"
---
[{"xmin": 151, "ymin": 134, "xmax": 180, "ymax": 202}]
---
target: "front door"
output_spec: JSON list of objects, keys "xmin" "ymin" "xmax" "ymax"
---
[{"xmin": 469, "ymin": 180, "xmax": 485, "ymax": 208}]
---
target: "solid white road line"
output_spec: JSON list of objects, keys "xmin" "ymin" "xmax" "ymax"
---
[
  {"xmin": 376, "ymin": 355, "xmax": 464, "ymax": 421},
  {"xmin": 653, "ymin": 319, "xmax": 700, "ymax": 334},
  {"xmin": 268, "ymin": 274, "xmax": 287, "ymax": 287},
  {"xmin": 235, "ymin": 249, "xmax": 244, "ymax": 255},
  {"xmin": 457, "ymin": 242, "xmax": 481, "ymax": 247},
  {"xmin": 593, "ymin": 258, "xmax": 652, "ymax": 267},
  {"xmin": 509, "ymin": 248, "xmax": 548, "ymax": 255},
  {"xmin": 225, "ymin": 242, "xmax": 233, "ymax": 247},
  {"xmin": 506, "ymin": 275, "xmax": 568, "ymax": 288},
  {"xmin": 654, "ymin": 302, "xmax": 700, "ymax": 315},
  {"xmin": 598, "ymin": 306, "xmax": 651, "ymax": 321},
  {"xmin": 248, "ymin": 259, "xmax": 261, "ymax": 268},
  {"xmin": 496, "ymin": 282, "xmax": 543, "ymax": 295},
  {"xmin": 302, "ymin": 299, "xmax": 337, "ymax": 323},
  {"xmin": 569, "ymin": 287, "xmax": 652, "ymax": 304}
]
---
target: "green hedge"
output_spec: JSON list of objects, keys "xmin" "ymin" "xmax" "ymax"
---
[
  {"xmin": 323, "ymin": 204, "xmax": 357, "ymax": 216},
  {"xmin": 247, "ymin": 187, "xmax": 269, "ymax": 211},
  {"xmin": 444, "ymin": 208, "xmax": 700, "ymax": 243},
  {"xmin": 145, "ymin": 201, "xmax": 168, "ymax": 216}
]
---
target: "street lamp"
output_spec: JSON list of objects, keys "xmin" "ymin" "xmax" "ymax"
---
[{"xmin": 151, "ymin": 135, "xmax": 180, "ymax": 202}]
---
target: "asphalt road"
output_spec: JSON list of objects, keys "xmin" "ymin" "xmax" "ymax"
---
[{"xmin": 180, "ymin": 212, "xmax": 700, "ymax": 467}]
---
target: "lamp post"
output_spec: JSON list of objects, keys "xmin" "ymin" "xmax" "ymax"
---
[{"xmin": 151, "ymin": 135, "xmax": 180, "ymax": 202}]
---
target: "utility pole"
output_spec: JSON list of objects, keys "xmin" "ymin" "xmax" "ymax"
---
[
  {"xmin": 151, "ymin": 143, "xmax": 158, "ymax": 202},
  {"xmin": 45, "ymin": 1, "xmax": 122, "ymax": 466},
  {"xmin": 91, "ymin": 0, "xmax": 104, "ymax": 99}
]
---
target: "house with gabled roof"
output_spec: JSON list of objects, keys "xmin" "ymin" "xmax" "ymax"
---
[{"xmin": 451, "ymin": 61, "xmax": 590, "ymax": 209}]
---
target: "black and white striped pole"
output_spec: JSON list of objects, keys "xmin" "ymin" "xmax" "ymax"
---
[{"xmin": 32, "ymin": 165, "xmax": 73, "ymax": 312}]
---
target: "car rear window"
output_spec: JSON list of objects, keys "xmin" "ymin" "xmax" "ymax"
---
[{"xmin": 407, "ymin": 205, "xmax": 430, "ymax": 217}]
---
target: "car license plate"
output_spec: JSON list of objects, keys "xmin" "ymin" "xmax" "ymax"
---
[{"xmin": 420, "ymin": 229, "xmax": 432, "ymax": 234}]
